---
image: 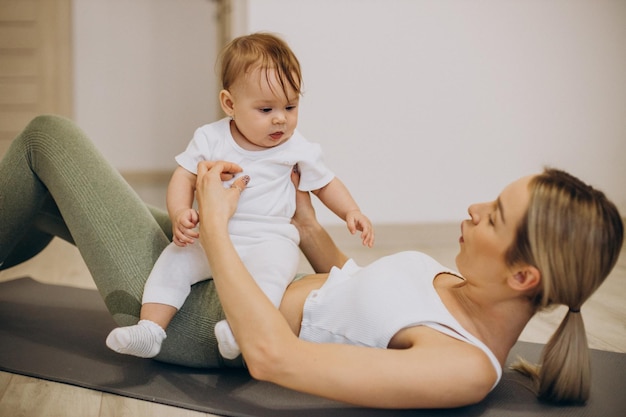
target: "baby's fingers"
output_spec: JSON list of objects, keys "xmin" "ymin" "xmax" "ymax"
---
[
  {"xmin": 361, "ymin": 228, "xmax": 375, "ymax": 248},
  {"xmin": 174, "ymin": 227, "xmax": 199, "ymax": 246},
  {"xmin": 173, "ymin": 231, "xmax": 191, "ymax": 246}
]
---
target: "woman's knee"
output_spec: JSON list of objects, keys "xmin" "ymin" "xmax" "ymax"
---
[
  {"xmin": 26, "ymin": 114, "xmax": 73, "ymax": 132},
  {"xmin": 22, "ymin": 115, "xmax": 86, "ymax": 149}
]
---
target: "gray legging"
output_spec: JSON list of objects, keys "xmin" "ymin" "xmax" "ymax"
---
[{"xmin": 0, "ymin": 115, "xmax": 241, "ymax": 368}]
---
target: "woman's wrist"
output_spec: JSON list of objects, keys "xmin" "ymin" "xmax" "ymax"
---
[
  {"xmin": 199, "ymin": 216, "xmax": 229, "ymax": 241},
  {"xmin": 292, "ymin": 214, "xmax": 322, "ymax": 237}
]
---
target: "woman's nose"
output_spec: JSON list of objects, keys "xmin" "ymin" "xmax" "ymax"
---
[{"xmin": 468, "ymin": 203, "xmax": 482, "ymax": 224}]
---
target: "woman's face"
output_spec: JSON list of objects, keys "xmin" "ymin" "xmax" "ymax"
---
[{"xmin": 456, "ymin": 175, "xmax": 533, "ymax": 282}]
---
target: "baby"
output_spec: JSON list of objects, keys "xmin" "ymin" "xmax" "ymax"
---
[{"xmin": 106, "ymin": 32, "xmax": 374, "ymax": 360}]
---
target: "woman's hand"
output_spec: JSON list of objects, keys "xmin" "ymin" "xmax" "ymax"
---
[
  {"xmin": 195, "ymin": 160, "xmax": 249, "ymax": 231},
  {"xmin": 290, "ymin": 166, "xmax": 319, "ymax": 231},
  {"xmin": 197, "ymin": 160, "xmax": 244, "ymax": 182}
]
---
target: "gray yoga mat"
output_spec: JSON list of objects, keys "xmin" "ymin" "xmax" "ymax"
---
[{"xmin": 0, "ymin": 277, "xmax": 624, "ymax": 417}]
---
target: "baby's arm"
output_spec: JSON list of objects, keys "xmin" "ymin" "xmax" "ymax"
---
[
  {"xmin": 312, "ymin": 177, "xmax": 374, "ymax": 247},
  {"xmin": 167, "ymin": 166, "xmax": 199, "ymax": 246}
]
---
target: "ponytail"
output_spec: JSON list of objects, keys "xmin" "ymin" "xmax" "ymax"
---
[
  {"xmin": 543, "ymin": 310, "xmax": 591, "ymax": 403},
  {"xmin": 507, "ymin": 168, "xmax": 623, "ymax": 404},
  {"xmin": 511, "ymin": 310, "xmax": 591, "ymax": 403}
]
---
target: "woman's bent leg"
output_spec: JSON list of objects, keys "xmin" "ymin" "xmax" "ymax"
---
[
  {"xmin": 0, "ymin": 115, "xmax": 230, "ymax": 368},
  {"xmin": 0, "ymin": 115, "xmax": 168, "ymax": 320}
]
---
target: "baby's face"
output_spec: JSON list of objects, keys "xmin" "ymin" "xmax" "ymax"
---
[{"xmin": 227, "ymin": 68, "xmax": 300, "ymax": 151}]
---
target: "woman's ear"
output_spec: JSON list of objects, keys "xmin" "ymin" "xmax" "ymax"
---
[
  {"xmin": 508, "ymin": 266, "xmax": 541, "ymax": 292},
  {"xmin": 219, "ymin": 89, "xmax": 235, "ymax": 117}
]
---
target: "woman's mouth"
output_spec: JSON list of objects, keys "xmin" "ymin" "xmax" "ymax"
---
[{"xmin": 459, "ymin": 222, "xmax": 465, "ymax": 243}]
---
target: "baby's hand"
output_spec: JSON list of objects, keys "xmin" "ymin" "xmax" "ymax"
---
[
  {"xmin": 346, "ymin": 210, "xmax": 375, "ymax": 248},
  {"xmin": 172, "ymin": 208, "xmax": 200, "ymax": 246}
]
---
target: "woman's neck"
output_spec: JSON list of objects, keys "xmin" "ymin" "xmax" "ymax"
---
[{"xmin": 437, "ymin": 274, "xmax": 535, "ymax": 364}]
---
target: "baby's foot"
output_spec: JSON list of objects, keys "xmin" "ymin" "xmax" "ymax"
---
[
  {"xmin": 214, "ymin": 319, "xmax": 241, "ymax": 359},
  {"xmin": 106, "ymin": 320, "xmax": 166, "ymax": 358}
]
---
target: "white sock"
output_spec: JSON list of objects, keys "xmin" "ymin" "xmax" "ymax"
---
[
  {"xmin": 106, "ymin": 320, "xmax": 166, "ymax": 358},
  {"xmin": 214, "ymin": 319, "xmax": 241, "ymax": 359}
]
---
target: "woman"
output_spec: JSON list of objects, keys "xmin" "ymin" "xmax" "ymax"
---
[{"xmin": 1, "ymin": 116, "xmax": 622, "ymax": 408}]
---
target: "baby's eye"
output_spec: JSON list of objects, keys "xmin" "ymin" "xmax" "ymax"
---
[
  {"xmin": 260, "ymin": 108, "xmax": 272, "ymax": 113},
  {"xmin": 286, "ymin": 105, "xmax": 297, "ymax": 111},
  {"xmin": 488, "ymin": 214, "xmax": 495, "ymax": 226}
]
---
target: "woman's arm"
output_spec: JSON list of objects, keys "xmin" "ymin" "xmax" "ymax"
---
[
  {"xmin": 195, "ymin": 162, "xmax": 496, "ymax": 408},
  {"xmin": 195, "ymin": 160, "xmax": 298, "ymax": 367},
  {"xmin": 291, "ymin": 172, "xmax": 349, "ymax": 272},
  {"xmin": 266, "ymin": 328, "xmax": 497, "ymax": 408}
]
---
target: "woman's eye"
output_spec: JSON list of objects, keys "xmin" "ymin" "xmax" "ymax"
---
[{"xmin": 488, "ymin": 214, "xmax": 495, "ymax": 226}]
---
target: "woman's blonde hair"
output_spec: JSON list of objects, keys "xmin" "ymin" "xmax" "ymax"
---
[
  {"xmin": 218, "ymin": 32, "xmax": 302, "ymax": 99},
  {"xmin": 506, "ymin": 168, "xmax": 623, "ymax": 404}
]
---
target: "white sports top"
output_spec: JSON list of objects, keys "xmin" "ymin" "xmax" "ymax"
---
[{"xmin": 299, "ymin": 251, "xmax": 502, "ymax": 389}]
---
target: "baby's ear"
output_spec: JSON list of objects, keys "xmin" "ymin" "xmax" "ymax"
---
[
  {"xmin": 509, "ymin": 266, "xmax": 541, "ymax": 292},
  {"xmin": 219, "ymin": 89, "xmax": 235, "ymax": 116}
]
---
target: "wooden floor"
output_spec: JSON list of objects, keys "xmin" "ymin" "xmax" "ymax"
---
[{"xmin": 1, "ymin": 181, "xmax": 625, "ymax": 416}]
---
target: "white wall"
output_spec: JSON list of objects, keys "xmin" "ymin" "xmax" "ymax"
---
[
  {"xmin": 73, "ymin": 0, "xmax": 219, "ymax": 173},
  {"xmin": 73, "ymin": 0, "xmax": 626, "ymax": 224},
  {"xmin": 241, "ymin": 0, "xmax": 626, "ymax": 224}
]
